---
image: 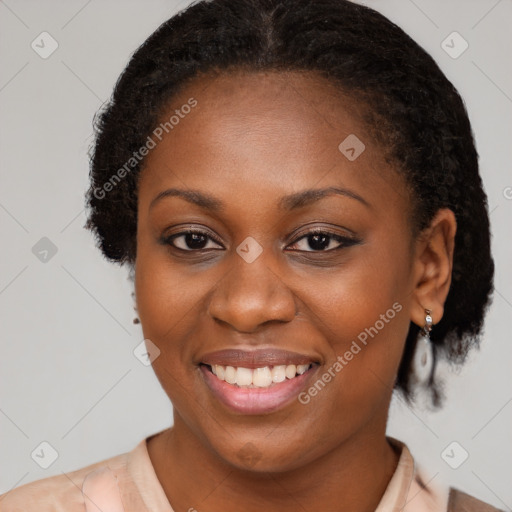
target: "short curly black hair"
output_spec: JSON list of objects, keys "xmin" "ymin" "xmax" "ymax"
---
[{"xmin": 85, "ymin": 0, "xmax": 494, "ymax": 406}]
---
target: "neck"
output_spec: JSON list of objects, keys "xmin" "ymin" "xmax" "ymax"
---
[{"xmin": 147, "ymin": 416, "xmax": 399, "ymax": 512}]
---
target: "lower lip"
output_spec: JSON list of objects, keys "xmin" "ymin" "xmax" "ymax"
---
[{"xmin": 200, "ymin": 365, "xmax": 316, "ymax": 415}]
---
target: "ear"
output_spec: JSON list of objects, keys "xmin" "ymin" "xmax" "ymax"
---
[{"xmin": 410, "ymin": 208, "xmax": 457, "ymax": 328}]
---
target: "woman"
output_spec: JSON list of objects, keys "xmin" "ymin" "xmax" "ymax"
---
[{"xmin": 1, "ymin": 0, "xmax": 499, "ymax": 510}]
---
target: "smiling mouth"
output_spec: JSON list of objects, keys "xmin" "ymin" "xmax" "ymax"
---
[{"xmin": 203, "ymin": 363, "xmax": 313, "ymax": 388}]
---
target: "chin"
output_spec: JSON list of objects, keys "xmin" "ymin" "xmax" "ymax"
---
[{"xmin": 205, "ymin": 434, "xmax": 319, "ymax": 474}]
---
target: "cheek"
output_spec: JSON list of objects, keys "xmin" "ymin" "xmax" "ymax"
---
[
  {"xmin": 134, "ymin": 228, "xmax": 206, "ymax": 336},
  {"xmin": 134, "ymin": 255, "xmax": 207, "ymax": 413},
  {"xmin": 133, "ymin": 237, "xmax": 230, "ymax": 379},
  {"xmin": 305, "ymin": 237, "xmax": 410, "ymax": 342},
  {"xmin": 299, "ymin": 244, "xmax": 412, "ymax": 412}
]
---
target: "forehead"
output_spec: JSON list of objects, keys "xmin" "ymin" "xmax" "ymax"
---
[{"xmin": 139, "ymin": 70, "xmax": 409, "ymax": 217}]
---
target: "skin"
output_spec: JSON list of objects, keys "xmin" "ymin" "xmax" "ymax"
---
[{"xmin": 134, "ymin": 70, "xmax": 456, "ymax": 512}]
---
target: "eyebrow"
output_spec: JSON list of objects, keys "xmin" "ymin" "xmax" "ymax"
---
[{"xmin": 149, "ymin": 186, "xmax": 370, "ymax": 212}]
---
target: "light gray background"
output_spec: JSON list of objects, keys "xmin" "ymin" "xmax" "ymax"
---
[{"xmin": 0, "ymin": 0, "xmax": 511, "ymax": 508}]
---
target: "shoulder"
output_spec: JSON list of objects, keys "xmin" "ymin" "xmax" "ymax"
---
[
  {"xmin": 0, "ymin": 450, "xmax": 130, "ymax": 511},
  {"xmin": 447, "ymin": 487, "xmax": 505, "ymax": 512},
  {"xmin": 387, "ymin": 437, "xmax": 504, "ymax": 512}
]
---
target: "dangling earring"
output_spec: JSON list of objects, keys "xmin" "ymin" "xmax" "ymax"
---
[
  {"xmin": 412, "ymin": 309, "xmax": 433, "ymax": 384},
  {"xmin": 132, "ymin": 290, "xmax": 140, "ymax": 324}
]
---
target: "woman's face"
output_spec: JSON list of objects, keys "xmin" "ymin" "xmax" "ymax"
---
[{"xmin": 135, "ymin": 71, "xmax": 418, "ymax": 472}]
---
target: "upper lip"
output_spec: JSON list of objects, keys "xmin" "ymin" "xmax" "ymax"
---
[{"xmin": 199, "ymin": 348, "xmax": 320, "ymax": 368}]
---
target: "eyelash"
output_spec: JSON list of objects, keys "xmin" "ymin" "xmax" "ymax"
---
[{"xmin": 160, "ymin": 227, "xmax": 360, "ymax": 254}]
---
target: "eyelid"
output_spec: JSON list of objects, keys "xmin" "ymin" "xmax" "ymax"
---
[
  {"xmin": 286, "ymin": 228, "xmax": 359, "ymax": 252},
  {"xmin": 160, "ymin": 227, "xmax": 224, "ymax": 251},
  {"xmin": 290, "ymin": 226, "xmax": 349, "ymax": 239}
]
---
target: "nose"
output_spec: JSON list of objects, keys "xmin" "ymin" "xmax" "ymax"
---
[{"xmin": 207, "ymin": 250, "xmax": 297, "ymax": 333}]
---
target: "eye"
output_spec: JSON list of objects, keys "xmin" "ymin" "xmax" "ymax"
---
[
  {"xmin": 287, "ymin": 229, "xmax": 358, "ymax": 252},
  {"xmin": 162, "ymin": 229, "xmax": 224, "ymax": 252},
  {"xmin": 161, "ymin": 227, "xmax": 359, "ymax": 254}
]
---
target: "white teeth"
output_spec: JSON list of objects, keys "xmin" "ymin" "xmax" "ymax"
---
[
  {"xmin": 271, "ymin": 365, "xmax": 286, "ymax": 383},
  {"xmin": 236, "ymin": 367, "xmax": 253, "ymax": 386},
  {"xmin": 297, "ymin": 364, "xmax": 309, "ymax": 375},
  {"xmin": 208, "ymin": 363, "xmax": 310, "ymax": 388},
  {"xmin": 285, "ymin": 364, "xmax": 297, "ymax": 379},
  {"xmin": 215, "ymin": 365, "xmax": 225, "ymax": 380},
  {"xmin": 253, "ymin": 367, "xmax": 272, "ymax": 387},
  {"xmin": 224, "ymin": 366, "xmax": 237, "ymax": 384}
]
